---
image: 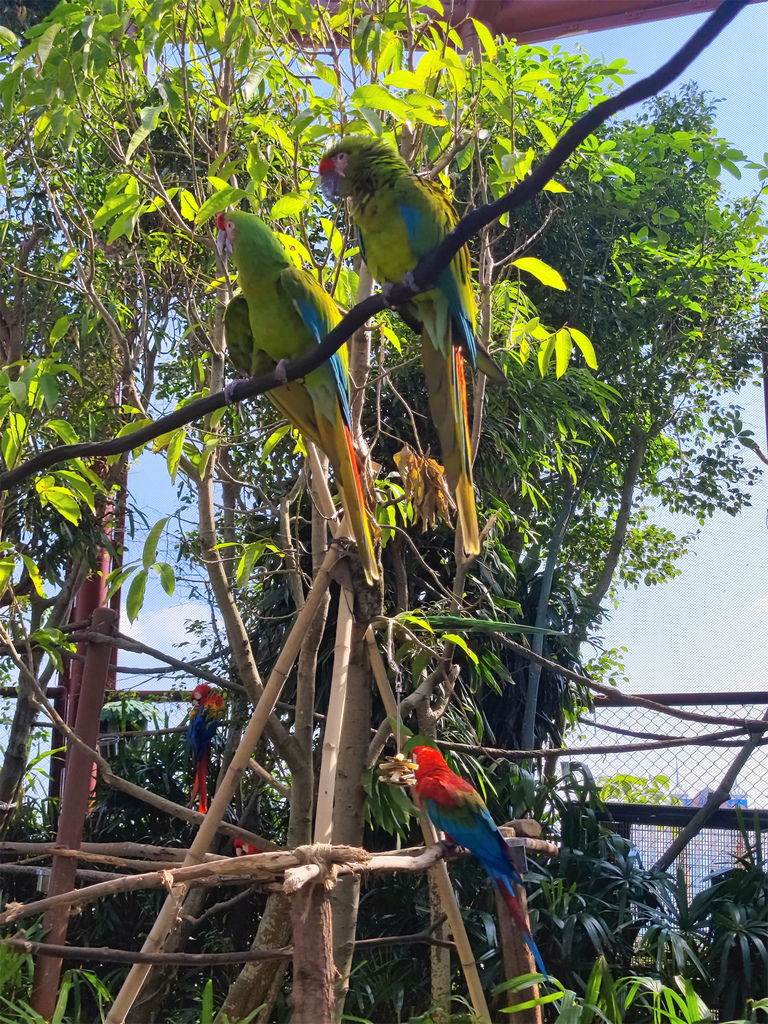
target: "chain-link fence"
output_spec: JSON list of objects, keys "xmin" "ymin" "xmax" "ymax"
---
[{"xmin": 565, "ymin": 692, "xmax": 768, "ymax": 894}]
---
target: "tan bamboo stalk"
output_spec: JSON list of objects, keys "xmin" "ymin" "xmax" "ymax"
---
[
  {"xmin": 363, "ymin": 631, "xmax": 491, "ymax": 1023},
  {"xmin": 365, "ymin": 625, "xmax": 400, "ymax": 722},
  {"xmin": 314, "ymin": 586, "xmax": 354, "ymax": 842},
  {"xmin": 419, "ymin": 813, "xmax": 491, "ymax": 1024},
  {"xmin": 305, "ymin": 442, "xmax": 358, "ymax": 844},
  {"xmin": 105, "ymin": 542, "xmax": 343, "ymax": 1024}
]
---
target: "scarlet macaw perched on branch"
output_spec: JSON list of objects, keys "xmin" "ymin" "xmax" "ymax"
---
[
  {"xmin": 412, "ymin": 745, "xmax": 546, "ymax": 975},
  {"xmin": 319, "ymin": 137, "xmax": 506, "ymax": 556},
  {"xmin": 216, "ymin": 210, "xmax": 379, "ymax": 586},
  {"xmin": 187, "ymin": 684, "xmax": 225, "ymax": 815}
]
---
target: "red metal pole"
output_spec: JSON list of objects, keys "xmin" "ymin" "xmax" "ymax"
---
[{"xmin": 30, "ymin": 606, "xmax": 117, "ymax": 1021}]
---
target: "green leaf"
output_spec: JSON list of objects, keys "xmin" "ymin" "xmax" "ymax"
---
[
  {"xmin": 8, "ymin": 380, "xmax": 26, "ymax": 406},
  {"xmin": 533, "ymin": 118, "xmax": 557, "ymax": 149},
  {"xmin": 271, "ymin": 192, "xmax": 308, "ymax": 219},
  {"xmin": 0, "ymin": 557, "xmax": 15, "ymax": 597},
  {"xmin": 180, "ymin": 189, "xmax": 199, "ymax": 220},
  {"xmin": 512, "ymin": 257, "xmax": 567, "ymax": 290},
  {"xmin": 537, "ymin": 333, "xmax": 555, "ymax": 376},
  {"xmin": 542, "ymin": 180, "xmax": 569, "ymax": 193},
  {"xmin": 470, "ymin": 18, "xmax": 497, "ymax": 61},
  {"xmin": 166, "ymin": 428, "xmax": 185, "ymax": 482},
  {"xmin": 39, "ymin": 485, "xmax": 81, "ymax": 525},
  {"xmin": 126, "ymin": 569, "xmax": 148, "ymax": 623},
  {"xmin": 383, "ymin": 69, "xmax": 421, "ymax": 89},
  {"xmin": 195, "ymin": 187, "xmax": 247, "ymax": 225},
  {"xmin": 0, "ymin": 25, "xmax": 18, "ymax": 48},
  {"xmin": 442, "ymin": 633, "xmax": 479, "ymax": 665},
  {"xmin": 0, "ymin": 150, "xmax": 7, "ymax": 188},
  {"xmin": 262, "ymin": 423, "xmax": 291, "ymax": 461},
  {"xmin": 242, "ymin": 60, "xmax": 271, "ymax": 101},
  {"xmin": 555, "ymin": 328, "xmax": 573, "ymax": 378},
  {"xmin": 152, "ymin": 562, "xmax": 176, "ymax": 596},
  {"xmin": 350, "ymin": 84, "xmax": 409, "ymax": 118},
  {"xmin": 568, "ymin": 327, "xmax": 598, "ymax": 369},
  {"xmin": 236, "ymin": 541, "xmax": 262, "ymax": 588},
  {"xmin": 142, "ymin": 516, "xmax": 169, "ymax": 569},
  {"xmin": 46, "ymin": 419, "xmax": 79, "ymax": 444},
  {"xmin": 125, "ymin": 106, "xmax": 165, "ymax": 162},
  {"xmin": 21, "ymin": 554, "xmax": 44, "ymax": 597},
  {"xmin": 49, "ymin": 315, "xmax": 70, "ymax": 344},
  {"xmin": 36, "ymin": 23, "xmax": 60, "ymax": 67}
]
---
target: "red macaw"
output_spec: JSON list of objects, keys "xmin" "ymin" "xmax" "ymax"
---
[
  {"xmin": 412, "ymin": 745, "xmax": 546, "ymax": 975},
  {"xmin": 233, "ymin": 839, "xmax": 261, "ymax": 856},
  {"xmin": 187, "ymin": 683, "xmax": 225, "ymax": 815}
]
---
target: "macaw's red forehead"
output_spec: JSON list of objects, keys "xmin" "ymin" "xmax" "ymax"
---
[
  {"xmin": 412, "ymin": 745, "xmax": 446, "ymax": 769},
  {"xmin": 217, "ymin": 212, "xmax": 228, "ymax": 230},
  {"xmin": 318, "ymin": 157, "xmax": 336, "ymax": 176},
  {"xmin": 192, "ymin": 683, "xmax": 212, "ymax": 699}
]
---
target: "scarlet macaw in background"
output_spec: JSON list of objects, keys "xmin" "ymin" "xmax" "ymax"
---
[
  {"xmin": 412, "ymin": 745, "xmax": 546, "ymax": 975},
  {"xmin": 187, "ymin": 683, "xmax": 225, "ymax": 815},
  {"xmin": 216, "ymin": 210, "xmax": 379, "ymax": 585},
  {"xmin": 319, "ymin": 136, "xmax": 506, "ymax": 557}
]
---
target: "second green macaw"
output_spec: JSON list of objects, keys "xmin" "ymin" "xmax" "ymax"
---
[
  {"xmin": 217, "ymin": 210, "xmax": 379, "ymax": 585},
  {"xmin": 319, "ymin": 136, "xmax": 506, "ymax": 557}
]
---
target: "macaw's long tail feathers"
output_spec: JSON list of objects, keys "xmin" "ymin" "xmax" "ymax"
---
[
  {"xmin": 336, "ymin": 421, "xmax": 379, "ymax": 585},
  {"xmin": 421, "ymin": 336, "xmax": 480, "ymax": 555},
  {"xmin": 495, "ymin": 876, "xmax": 547, "ymax": 977},
  {"xmin": 191, "ymin": 750, "xmax": 210, "ymax": 815}
]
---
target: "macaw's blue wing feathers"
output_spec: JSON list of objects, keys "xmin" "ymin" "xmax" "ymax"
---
[{"xmin": 413, "ymin": 745, "xmax": 547, "ymax": 978}]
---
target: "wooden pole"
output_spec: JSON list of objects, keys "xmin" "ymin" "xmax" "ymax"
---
[
  {"xmin": 104, "ymin": 543, "xmax": 342, "ymax": 1024},
  {"xmin": 31, "ymin": 606, "xmax": 117, "ymax": 1021},
  {"xmin": 287, "ymin": 880, "xmax": 335, "ymax": 1024},
  {"xmin": 314, "ymin": 586, "xmax": 354, "ymax": 843}
]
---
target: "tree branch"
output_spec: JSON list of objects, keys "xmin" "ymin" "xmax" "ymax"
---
[{"xmin": 0, "ymin": 0, "xmax": 747, "ymax": 494}]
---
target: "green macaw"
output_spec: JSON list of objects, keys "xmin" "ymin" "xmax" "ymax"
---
[
  {"xmin": 217, "ymin": 210, "xmax": 379, "ymax": 585},
  {"xmin": 319, "ymin": 136, "xmax": 506, "ymax": 557}
]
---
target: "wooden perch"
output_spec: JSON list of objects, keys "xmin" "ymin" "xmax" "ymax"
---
[{"xmin": 0, "ymin": 839, "xmax": 556, "ymax": 927}]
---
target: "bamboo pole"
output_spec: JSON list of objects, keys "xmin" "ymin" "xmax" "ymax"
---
[
  {"xmin": 306, "ymin": 443, "xmax": 357, "ymax": 844},
  {"xmin": 105, "ymin": 542, "xmax": 343, "ymax": 1024},
  {"xmin": 419, "ymin": 815, "xmax": 492, "ymax": 1024},
  {"xmin": 364, "ymin": 632, "xmax": 491, "ymax": 1023},
  {"xmin": 314, "ymin": 586, "xmax": 354, "ymax": 842}
]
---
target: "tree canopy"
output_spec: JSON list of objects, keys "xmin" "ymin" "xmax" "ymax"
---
[{"xmin": 0, "ymin": 0, "xmax": 766, "ymax": 1020}]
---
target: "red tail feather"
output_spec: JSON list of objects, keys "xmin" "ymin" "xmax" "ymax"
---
[{"xmin": 192, "ymin": 750, "xmax": 210, "ymax": 814}]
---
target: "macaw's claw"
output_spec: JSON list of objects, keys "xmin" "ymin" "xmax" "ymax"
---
[
  {"xmin": 274, "ymin": 358, "xmax": 290, "ymax": 384},
  {"xmin": 224, "ymin": 380, "xmax": 240, "ymax": 406}
]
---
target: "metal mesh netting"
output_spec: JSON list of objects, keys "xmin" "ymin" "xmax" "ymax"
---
[
  {"xmin": 566, "ymin": 700, "xmax": 768, "ymax": 808},
  {"xmin": 565, "ymin": 696, "xmax": 766, "ymax": 896}
]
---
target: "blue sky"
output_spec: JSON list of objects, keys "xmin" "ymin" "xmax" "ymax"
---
[
  {"xmin": 121, "ymin": 3, "xmax": 768, "ymax": 700},
  {"xmin": 538, "ymin": 3, "xmax": 768, "ymax": 695}
]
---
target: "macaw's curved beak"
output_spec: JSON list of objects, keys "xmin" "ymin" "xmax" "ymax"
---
[
  {"xmin": 320, "ymin": 173, "xmax": 340, "ymax": 201},
  {"xmin": 217, "ymin": 227, "xmax": 233, "ymax": 258},
  {"xmin": 319, "ymin": 158, "xmax": 343, "ymax": 201}
]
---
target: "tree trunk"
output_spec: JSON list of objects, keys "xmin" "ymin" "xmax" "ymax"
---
[
  {"xmin": 428, "ymin": 870, "xmax": 451, "ymax": 1024},
  {"xmin": 586, "ymin": 433, "xmax": 648, "ymax": 608},
  {"xmin": 330, "ymin": 621, "xmax": 372, "ymax": 1018},
  {"xmin": 213, "ymin": 892, "xmax": 292, "ymax": 1024}
]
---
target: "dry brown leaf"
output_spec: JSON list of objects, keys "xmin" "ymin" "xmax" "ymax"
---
[{"xmin": 394, "ymin": 444, "xmax": 454, "ymax": 534}]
